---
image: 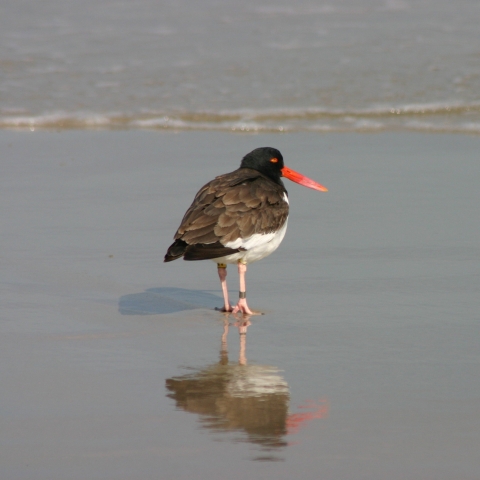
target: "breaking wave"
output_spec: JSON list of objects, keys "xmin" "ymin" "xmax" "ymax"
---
[{"xmin": 1, "ymin": 102, "xmax": 480, "ymax": 134}]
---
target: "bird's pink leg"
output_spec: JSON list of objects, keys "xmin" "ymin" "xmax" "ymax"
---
[
  {"xmin": 217, "ymin": 264, "xmax": 232, "ymax": 312},
  {"xmin": 232, "ymin": 261, "xmax": 255, "ymax": 315}
]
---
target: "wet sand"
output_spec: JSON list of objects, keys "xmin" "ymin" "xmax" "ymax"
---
[{"xmin": 1, "ymin": 130, "xmax": 479, "ymax": 479}]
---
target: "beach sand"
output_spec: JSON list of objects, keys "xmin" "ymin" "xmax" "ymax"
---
[{"xmin": 1, "ymin": 130, "xmax": 479, "ymax": 479}]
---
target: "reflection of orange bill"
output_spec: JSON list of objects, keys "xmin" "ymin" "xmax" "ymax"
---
[{"xmin": 286, "ymin": 398, "xmax": 329, "ymax": 435}]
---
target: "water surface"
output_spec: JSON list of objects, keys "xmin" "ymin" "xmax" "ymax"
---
[{"xmin": 1, "ymin": 0, "xmax": 480, "ymax": 132}]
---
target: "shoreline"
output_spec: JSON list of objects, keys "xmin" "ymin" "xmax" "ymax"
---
[{"xmin": 2, "ymin": 130, "xmax": 479, "ymax": 479}]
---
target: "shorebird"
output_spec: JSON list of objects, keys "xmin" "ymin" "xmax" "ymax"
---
[{"xmin": 164, "ymin": 147, "xmax": 327, "ymax": 314}]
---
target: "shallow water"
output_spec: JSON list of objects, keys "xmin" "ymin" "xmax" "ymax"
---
[
  {"xmin": 1, "ymin": 130, "xmax": 479, "ymax": 479},
  {"xmin": 1, "ymin": 0, "xmax": 480, "ymax": 132}
]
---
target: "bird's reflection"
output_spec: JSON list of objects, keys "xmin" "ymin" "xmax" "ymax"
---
[{"xmin": 166, "ymin": 317, "xmax": 328, "ymax": 453}]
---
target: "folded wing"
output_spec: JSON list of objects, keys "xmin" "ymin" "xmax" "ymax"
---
[{"xmin": 164, "ymin": 168, "xmax": 289, "ymax": 262}]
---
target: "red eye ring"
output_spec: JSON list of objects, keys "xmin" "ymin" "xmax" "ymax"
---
[{"xmin": 270, "ymin": 158, "xmax": 279, "ymax": 163}]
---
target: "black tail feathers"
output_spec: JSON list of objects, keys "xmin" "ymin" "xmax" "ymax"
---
[
  {"xmin": 164, "ymin": 239, "xmax": 241, "ymax": 262},
  {"xmin": 164, "ymin": 239, "xmax": 188, "ymax": 262}
]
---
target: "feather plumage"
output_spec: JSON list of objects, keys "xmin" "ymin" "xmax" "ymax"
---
[{"xmin": 164, "ymin": 167, "xmax": 289, "ymax": 262}]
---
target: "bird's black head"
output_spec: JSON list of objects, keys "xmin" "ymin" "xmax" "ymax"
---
[{"xmin": 240, "ymin": 147, "xmax": 284, "ymax": 184}]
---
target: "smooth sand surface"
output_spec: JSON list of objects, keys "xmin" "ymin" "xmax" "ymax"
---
[{"xmin": 1, "ymin": 130, "xmax": 479, "ymax": 479}]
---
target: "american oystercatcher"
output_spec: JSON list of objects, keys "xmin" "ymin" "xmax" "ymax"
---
[{"xmin": 164, "ymin": 147, "xmax": 327, "ymax": 314}]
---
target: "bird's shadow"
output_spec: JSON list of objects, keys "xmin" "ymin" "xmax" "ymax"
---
[{"xmin": 118, "ymin": 287, "xmax": 222, "ymax": 315}]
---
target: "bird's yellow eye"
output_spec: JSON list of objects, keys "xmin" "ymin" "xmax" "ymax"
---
[{"xmin": 270, "ymin": 158, "xmax": 279, "ymax": 163}]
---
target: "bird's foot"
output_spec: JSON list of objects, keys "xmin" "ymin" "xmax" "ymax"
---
[
  {"xmin": 231, "ymin": 298, "xmax": 262, "ymax": 316},
  {"xmin": 215, "ymin": 305, "xmax": 233, "ymax": 313}
]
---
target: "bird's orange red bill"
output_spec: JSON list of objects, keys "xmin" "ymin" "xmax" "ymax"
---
[{"xmin": 281, "ymin": 166, "xmax": 328, "ymax": 192}]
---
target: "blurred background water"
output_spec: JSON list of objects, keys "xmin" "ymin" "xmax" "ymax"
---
[{"xmin": 1, "ymin": 0, "xmax": 480, "ymax": 132}]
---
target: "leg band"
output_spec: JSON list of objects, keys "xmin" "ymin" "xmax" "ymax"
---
[
  {"xmin": 237, "ymin": 259, "xmax": 247, "ymax": 265},
  {"xmin": 217, "ymin": 263, "xmax": 227, "ymax": 268},
  {"xmin": 239, "ymin": 291, "xmax": 246, "ymax": 299}
]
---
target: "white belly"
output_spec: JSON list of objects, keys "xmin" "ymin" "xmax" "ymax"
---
[{"xmin": 212, "ymin": 218, "xmax": 288, "ymax": 265}]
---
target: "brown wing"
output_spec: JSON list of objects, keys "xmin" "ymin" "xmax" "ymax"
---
[{"xmin": 167, "ymin": 168, "xmax": 289, "ymax": 261}]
